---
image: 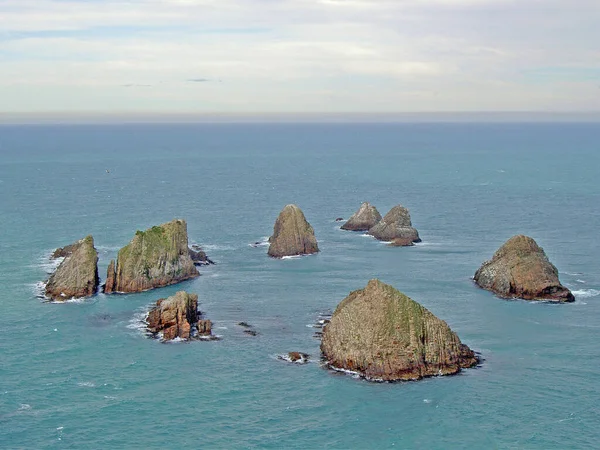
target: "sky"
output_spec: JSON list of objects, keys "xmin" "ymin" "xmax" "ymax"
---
[{"xmin": 0, "ymin": 0, "xmax": 599, "ymax": 116}]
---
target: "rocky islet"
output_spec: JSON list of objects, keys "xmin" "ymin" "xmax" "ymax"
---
[
  {"xmin": 104, "ymin": 219, "xmax": 199, "ymax": 294},
  {"xmin": 267, "ymin": 204, "xmax": 319, "ymax": 258},
  {"xmin": 45, "ymin": 235, "xmax": 99, "ymax": 301},
  {"xmin": 474, "ymin": 235, "xmax": 574, "ymax": 302},
  {"xmin": 321, "ymin": 279, "xmax": 479, "ymax": 381}
]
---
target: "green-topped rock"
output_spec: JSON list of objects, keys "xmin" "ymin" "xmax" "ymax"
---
[
  {"xmin": 45, "ymin": 236, "xmax": 99, "ymax": 301},
  {"xmin": 474, "ymin": 235, "xmax": 574, "ymax": 302},
  {"xmin": 321, "ymin": 280, "xmax": 478, "ymax": 381},
  {"xmin": 104, "ymin": 219, "xmax": 199, "ymax": 294},
  {"xmin": 268, "ymin": 204, "xmax": 319, "ymax": 258}
]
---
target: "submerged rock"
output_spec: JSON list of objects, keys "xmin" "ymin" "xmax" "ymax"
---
[
  {"xmin": 474, "ymin": 235, "xmax": 574, "ymax": 302},
  {"xmin": 341, "ymin": 202, "xmax": 382, "ymax": 231},
  {"xmin": 147, "ymin": 291, "xmax": 201, "ymax": 340},
  {"xmin": 267, "ymin": 204, "xmax": 319, "ymax": 258},
  {"xmin": 45, "ymin": 236, "xmax": 99, "ymax": 301},
  {"xmin": 321, "ymin": 279, "xmax": 478, "ymax": 381},
  {"xmin": 104, "ymin": 219, "xmax": 199, "ymax": 294},
  {"xmin": 368, "ymin": 205, "xmax": 421, "ymax": 243},
  {"xmin": 278, "ymin": 352, "xmax": 310, "ymax": 364}
]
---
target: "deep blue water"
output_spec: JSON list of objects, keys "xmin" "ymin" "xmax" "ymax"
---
[{"xmin": 0, "ymin": 123, "xmax": 599, "ymax": 448}]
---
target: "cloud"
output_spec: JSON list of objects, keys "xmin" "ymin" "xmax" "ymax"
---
[{"xmin": 0, "ymin": 0, "xmax": 599, "ymax": 113}]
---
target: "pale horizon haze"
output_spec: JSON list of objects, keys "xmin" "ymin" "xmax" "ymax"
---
[{"xmin": 1, "ymin": 0, "xmax": 600, "ymax": 119}]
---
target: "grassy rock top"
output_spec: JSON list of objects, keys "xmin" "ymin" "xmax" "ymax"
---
[
  {"xmin": 321, "ymin": 279, "xmax": 478, "ymax": 381},
  {"xmin": 107, "ymin": 219, "xmax": 199, "ymax": 293}
]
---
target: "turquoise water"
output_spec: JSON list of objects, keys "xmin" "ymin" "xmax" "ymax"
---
[{"xmin": 1, "ymin": 123, "xmax": 599, "ymax": 448}]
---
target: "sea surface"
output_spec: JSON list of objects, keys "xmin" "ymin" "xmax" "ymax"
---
[{"xmin": 0, "ymin": 122, "xmax": 599, "ymax": 448}]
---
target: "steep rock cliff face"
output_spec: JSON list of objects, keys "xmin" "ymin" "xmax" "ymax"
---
[
  {"xmin": 267, "ymin": 205, "xmax": 319, "ymax": 258},
  {"xmin": 147, "ymin": 291, "xmax": 199, "ymax": 340},
  {"xmin": 341, "ymin": 202, "xmax": 382, "ymax": 231},
  {"xmin": 105, "ymin": 219, "xmax": 199, "ymax": 294},
  {"xmin": 368, "ymin": 205, "xmax": 421, "ymax": 243},
  {"xmin": 45, "ymin": 236, "xmax": 99, "ymax": 301},
  {"xmin": 321, "ymin": 280, "xmax": 478, "ymax": 381},
  {"xmin": 474, "ymin": 235, "xmax": 574, "ymax": 302}
]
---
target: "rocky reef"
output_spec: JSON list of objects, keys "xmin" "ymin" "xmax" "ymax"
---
[
  {"xmin": 104, "ymin": 219, "xmax": 199, "ymax": 294},
  {"xmin": 189, "ymin": 245, "xmax": 215, "ymax": 266},
  {"xmin": 474, "ymin": 235, "xmax": 574, "ymax": 302},
  {"xmin": 341, "ymin": 202, "xmax": 382, "ymax": 231},
  {"xmin": 267, "ymin": 204, "xmax": 319, "ymax": 258},
  {"xmin": 146, "ymin": 291, "xmax": 213, "ymax": 341},
  {"xmin": 368, "ymin": 205, "xmax": 421, "ymax": 244},
  {"xmin": 45, "ymin": 236, "xmax": 99, "ymax": 301},
  {"xmin": 321, "ymin": 279, "xmax": 478, "ymax": 381}
]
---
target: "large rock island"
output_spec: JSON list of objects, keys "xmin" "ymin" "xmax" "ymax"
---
[
  {"xmin": 368, "ymin": 205, "xmax": 421, "ymax": 245},
  {"xmin": 146, "ymin": 291, "xmax": 213, "ymax": 340},
  {"xmin": 104, "ymin": 219, "xmax": 199, "ymax": 293},
  {"xmin": 341, "ymin": 202, "xmax": 382, "ymax": 231},
  {"xmin": 474, "ymin": 235, "xmax": 574, "ymax": 302},
  {"xmin": 45, "ymin": 235, "xmax": 99, "ymax": 301},
  {"xmin": 321, "ymin": 279, "xmax": 478, "ymax": 381},
  {"xmin": 268, "ymin": 204, "xmax": 319, "ymax": 258}
]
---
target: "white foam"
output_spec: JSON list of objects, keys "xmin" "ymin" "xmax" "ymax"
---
[
  {"xmin": 249, "ymin": 237, "xmax": 270, "ymax": 247},
  {"xmin": 127, "ymin": 309, "xmax": 150, "ymax": 333},
  {"xmin": 201, "ymin": 244, "xmax": 236, "ymax": 251},
  {"xmin": 576, "ymin": 279, "xmax": 586, "ymax": 284},
  {"xmin": 573, "ymin": 289, "xmax": 600, "ymax": 299},
  {"xmin": 563, "ymin": 272, "xmax": 583, "ymax": 276},
  {"xmin": 423, "ymin": 399, "xmax": 432, "ymax": 404},
  {"xmin": 18, "ymin": 404, "xmax": 31, "ymax": 411},
  {"xmin": 281, "ymin": 255, "xmax": 303, "ymax": 260},
  {"xmin": 77, "ymin": 382, "xmax": 95, "ymax": 388},
  {"xmin": 96, "ymin": 245, "xmax": 121, "ymax": 252}
]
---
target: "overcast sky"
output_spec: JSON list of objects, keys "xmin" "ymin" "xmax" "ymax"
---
[{"xmin": 1, "ymin": 0, "xmax": 599, "ymax": 115}]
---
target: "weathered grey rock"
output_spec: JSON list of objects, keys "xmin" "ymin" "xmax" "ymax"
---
[
  {"xmin": 268, "ymin": 204, "xmax": 319, "ymax": 258},
  {"xmin": 474, "ymin": 235, "xmax": 574, "ymax": 302},
  {"xmin": 341, "ymin": 202, "xmax": 382, "ymax": 231},
  {"xmin": 45, "ymin": 236, "xmax": 99, "ymax": 301},
  {"xmin": 368, "ymin": 205, "xmax": 421, "ymax": 243},
  {"xmin": 147, "ymin": 291, "xmax": 199, "ymax": 340},
  {"xmin": 189, "ymin": 246, "xmax": 214, "ymax": 266},
  {"xmin": 321, "ymin": 279, "xmax": 478, "ymax": 381},
  {"xmin": 104, "ymin": 219, "xmax": 199, "ymax": 294}
]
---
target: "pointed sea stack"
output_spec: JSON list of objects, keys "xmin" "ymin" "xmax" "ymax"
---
[
  {"xmin": 321, "ymin": 279, "xmax": 478, "ymax": 381},
  {"xmin": 45, "ymin": 236, "xmax": 99, "ymax": 301},
  {"xmin": 368, "ymin": 205, "xmax": 421, "ymax": 244},
  {"xmin": 147, "ymin": 291, "xmax": 201, "ymax": 340},
  {"xmin": 104, "ymin": 219, "xmax": 199, "ymax": 294},
  {"xmin": 267, "ymin": 204, "xmax": 319, "ymax": 258},
  {"xmin": 341, "ymin": 202, "xmax": 382, "ymax": 231},
  {"xmin": 474, "ymin": 235, "xmax": 574, "ymax": 302}
]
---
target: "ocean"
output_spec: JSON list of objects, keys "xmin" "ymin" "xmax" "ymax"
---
[{"xmin": 0, "ymin": 122, "xmax": 599, "ymax": 448}]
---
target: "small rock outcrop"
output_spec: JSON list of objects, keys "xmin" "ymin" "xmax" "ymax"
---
[
  {"xmin": 321, "ymin": 279, "xmax": 478, "ymax": 381},
  {"xmin": 104, "ymin": 219, "xmax": 199, "ymax": 294},
  {"xmin": 368, "ymin": 205, "xmax": 421, "ymax": 243},
  {"xmin": 188, "ymin": 245, "xmax": 214, "ymax": 266},
  {"xmin": 341, "ymin": 202, "xmax": 382, "ymax": 231},
  {"xmin": 147, "ymin": 291, "xmax": 199, "ymax": 340},
  {"xmin": 278, "ymin": 352, "xmax": 310, "ymax": 364},
  {"xmin": 267, "ymin": 204, "xmax": 319, "ymax": 258},
  {"xmin": 45, "ymin": 236, "xmax": 99, "ymax": 301},
  {"xmin": 474, "ymin": 235, "xmax": 574, "ymax": 302}
]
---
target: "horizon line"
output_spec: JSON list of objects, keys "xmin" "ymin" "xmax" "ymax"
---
[{"xmin": 1, "ymin": 111, "xmax": 600, "ymax": 125}]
